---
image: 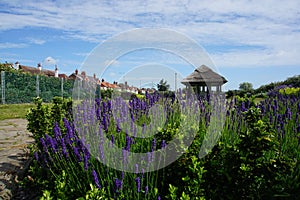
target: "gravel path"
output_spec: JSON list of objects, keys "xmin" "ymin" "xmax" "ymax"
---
[{"xmin": 0, "ymin": 119, "xmax": 35, "ymax": 200}]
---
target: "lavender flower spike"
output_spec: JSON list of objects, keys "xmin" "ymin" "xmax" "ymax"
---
[
  {"xmin": 135, "ymin": 177, "xmax": 141, "ymax": 193},
  {"xmin": 92, "ymin": 169, "xmax": 101, "ymax": 189}
]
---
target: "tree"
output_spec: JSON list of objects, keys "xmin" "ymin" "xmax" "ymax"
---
[
  {"xmin": 239, "ymin": 82, "xmax": 253, "ymax": 91},
  {"xmin": 157, "ymin": 79, "xmax": 170, "ymax": 92}
]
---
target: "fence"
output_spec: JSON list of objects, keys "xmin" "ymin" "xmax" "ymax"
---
[{"xmin": 0, "ymin": 71, "xmax": 74, "ymax": 104}]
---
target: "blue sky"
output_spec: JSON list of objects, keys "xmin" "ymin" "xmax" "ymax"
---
[{"xmin": 0, "ymin": 0, "xmax": 300, "ymax": 91}]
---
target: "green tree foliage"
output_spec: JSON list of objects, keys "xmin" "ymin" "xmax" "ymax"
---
[
  {"xmin": 239, "ymin": 82, "xmax": 253, "ymax": 91},
  {"xmin": 0, "ymin": 62, "xmax": 15, "ymax": 73},
  {"xmin": 157, "ymin": 79, "xmax": 170, "ymax": 92},
  {"xmin": 0, "ymin": 66, "xmax": 74, "ymax": 103},
  {"xmin": 256, "ymin": 75, "xmax": 300, "ymax": 93}
]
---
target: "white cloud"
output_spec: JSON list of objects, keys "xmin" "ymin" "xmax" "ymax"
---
[
  {"xmin": 73, "ymin": 52, "xmax": 90, "ymax": 57},
  {"xmin": 43, "ymin": 56, "xmax": 58, "ymax": 65},
  {"xmin": 26, "ymin": 38, "xmax": 46, "ymax": 45},
  {"xmin": 0, "ymin": 42, "xmax": 27, "ymax": 49},
  {"xmin": 0, "ymin": 0, "xmax": 300, "ymax": 67}
]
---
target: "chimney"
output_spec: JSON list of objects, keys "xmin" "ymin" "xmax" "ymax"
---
[
  {"xmin": 15, "ymin": 61, "xmax": 20, "ymax": 69},
  {"xmin": 55, "ymin": 65, "xmax": 59, "ymax": 77},
  {"xmin": 93, "ymin": 73, "xmax": 96, "ymax": 79},
  {"xmin": 37, "ymin": 63, "xmax": 42, "ymax": 71}
]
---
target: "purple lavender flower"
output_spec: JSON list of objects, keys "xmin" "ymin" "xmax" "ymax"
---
[
  {"xmin": 50, "ymin": 137, "xmax": 57, "ymax": 153},
  {"xmin": 135, "ymin": 163, "xmax": 139, "ymax": 174},
  {"xmin": 84, "ymin": 145, "xmax": 91, "ymax": 159},
  {"xmin": 45, "ymin": 134, "xmax": 51, "ymax": 146},
  {"xmin": 142, "ymin": 168, "xmax": 145, "ymax": 178},
  {"xmin": 274, "ymin": 99, "xmax": 278, "ymax": 109},
  {"xmin": 151, "ymin": 138, "xmax": 156, "ymax": 152},
  {"xmin": 102, "ymin": 114, "xmax": 108, "ymax": 132},
  {"xmin": 102, "ymin": 101, "xmax": 107, "ymax": 113},
  {"xmin": 145, "ymin": 186, "xmax": 149, "ymax": 194},
  {"xmin": 92, "ymin": 169, "xmax": 101, "ymax": 188},
  {"xmin": 122, "ymin": 149, "xmax": 129, "ymax": 166},
  {"xmin": 73, "ymin": 146, "xmax": 82, "ymax": 162},
  {"xmin": 111, "ymin": 135, "xmax": 115, "ymax": 146},
  {"xmin": 267, "ymin": 103, "xmax": 271, "ymax": 112},
  {"xmin": 125, "ymin": 131, "xmax": 132, "ymax": 151},
  {"xmin": 98, "ymin": 143, "xmax": 105, "ymax": 163},
  {"xmin": 83, "ymin": 154, "xmax": 89, "ymax": 171},
  {"xmin": 161, "ymin": 140, "xmax": 166, "ymax": 149},
  {"xmin": 285, "ymin": 107, "xmax": 292, "ymax": 120},
  {"xmin": 116, "ymin": 119, "xmax": 121, "ymax": 133},
  {"xmin": 135, "ymin": 177, "xmax": 141, "ymax": 193},
  {"xmin": 34, "ymin": 151, "xmax": 39, "ymax": 161},
  {"xmin": 226, "ymin": 110, "xmax": 230, "ymax": 117},
  {"xmin": 63, "ymin": 118, "xmax": 74, "ymax": 139},
  {"xmin": 53, "ymin": 122, "xmax": 62, "ymax": 140},
  {"xmin": 269, "ymin": 114, "xmax": 273, "ymax": 124},
  {"xmin": 114, "ymin": 178, "xmax": 123, "ymax": 192},
  {"xmin": 61, "ymin": 138, "xmax": 68, "ymax": 158},
  {"xmin": 241, "ymin": 102, "xmax": 246, "ymax": 112},
  {"xmin": 40, "ymin": 138, "xmax": 48, "ymax": 153},
  {"xmin": 260, "ymin": 104, "xmax": 265, "ymax": 114}
]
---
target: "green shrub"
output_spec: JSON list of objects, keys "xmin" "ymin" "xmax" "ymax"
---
[
  {"xmin": 26, "ymin": 97, "xmax": 72, "ymax": 142},
  {"xmin": 203, "ymin": 107, "xmax": 298, "ymax": 199}
]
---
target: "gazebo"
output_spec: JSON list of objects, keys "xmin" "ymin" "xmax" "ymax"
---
[{"xmin": 181, "ymin": 65, "xmax": 227, "ymax": 93}]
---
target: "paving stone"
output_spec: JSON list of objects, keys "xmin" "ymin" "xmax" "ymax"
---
[{"xmin": 0, "ymin": 119, "xmax": 35, "ymax": 199}]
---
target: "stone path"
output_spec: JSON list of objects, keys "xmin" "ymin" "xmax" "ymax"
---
[{"xmin": 0, "ymin": 119, "xmax": 35, "ymax": 200}]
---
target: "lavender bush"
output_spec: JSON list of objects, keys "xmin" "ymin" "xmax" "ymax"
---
[{"xmin": 24, "ymin": 89, "xmax": 300, "ymax": 199}]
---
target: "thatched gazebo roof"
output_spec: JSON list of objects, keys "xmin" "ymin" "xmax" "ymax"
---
[{"xmin": 181, "ymin": 65, "xmax": 227, "ymax": 87}]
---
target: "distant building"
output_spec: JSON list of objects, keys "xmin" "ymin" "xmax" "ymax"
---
[
  {"xmin": 18, "ymin": 62, "xmax": 67, "ymax": 78},
  {"xmin": 181, "ymin": 65, "xmax": 227, "ymax": 93},
  {"xmin": 3, "ymin": 61, "xmax": 156, "ymax": 94}
]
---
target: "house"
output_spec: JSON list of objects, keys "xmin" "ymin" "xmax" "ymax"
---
[
  {"xmin": 1, "ymin": 62, "xmax": 14, "ymax": 69},
  {"xmin": 18, "ymin": 62, "xmax": 67, "ymax": 78},
  {"xmin": 100, "ymin": 79, "xmax": 121, "ymax": 91}
]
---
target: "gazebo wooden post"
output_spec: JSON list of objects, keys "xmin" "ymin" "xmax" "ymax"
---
[{"xmin": 208, "ymin": 84, "xmax": 211, "ymax": 92}]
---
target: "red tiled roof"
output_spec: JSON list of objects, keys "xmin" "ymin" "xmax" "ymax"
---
[
  {"xmin": 100, "ymin": 81, "xmax": 120, "ymax": 89},
  {"xmin": 58, "ymin": 74, "xmax": 68, "ymax": 79},
  {"xmin": 19, "ymin": 65, "xmax": 55, "ymax": 76}
]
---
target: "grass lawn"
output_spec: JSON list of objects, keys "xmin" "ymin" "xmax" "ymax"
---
[
  {"xmin": 253, "ymin": 97, "xmax": 265, "ymax": 104},
  {"xmin": 0, "ymin": 103, "xmax": 35, "ymax": 120}
]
